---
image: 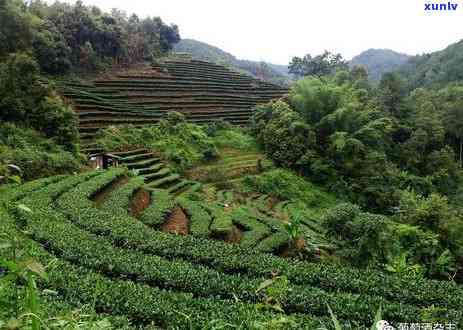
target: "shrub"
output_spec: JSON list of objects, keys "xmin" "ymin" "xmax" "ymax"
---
[
  {"xmin": 204, "ymin": 120, "xmax": 232, "ymax": 136},
  {"xmin": 323, "ymin": 203, "xmax": 393, "ymax": 266},
  {"xmin": 394, "ymin": 190, "xmax": 463, "ymax": 278},
  {"xmin": 0, "ymin": 123, "xmax": 81, "ymax": 181},
  {"xmin": 96, "ymin": 121, "xmax": 218, "ymax": 171},
  {"xmin": 323, "ymin": 203, "xmax": 361, "ymax": 238},
  {"xmin": 211, "ymin": 127, "xmax": 258, "ymax": 150},
  {"xmin": 0, "ymin": 54, "xmax": 79, "ymax": 152},
  {"xmin": 178, "ymin": 197, "xmax": 212, "ymax": 237},
  {"xmin": 251, "ymin": 101, "xmax": 315, "ymax": 168},
  {"xmin": 9, "ymin": 173, "xmax": 461, "ymax": 312},
  {"xmin": 4, "ymin": 172, "xmax": 462, "ymax": 327},
  {"xmin": 397, "ymin": 189, "xmax": 453, "ymax": 231},
  {"xmin": 244, "ymin": 169, "xmax": 337, "ymax": 208}
]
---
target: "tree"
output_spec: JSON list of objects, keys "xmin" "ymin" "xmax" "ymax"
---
[
  {"xmin": 252, "ymin": 101, "xmax": 315, "ymax": 169},
  {"xmin": 32, "ymin": 20, "xmax": 72, "ymax": 74},
  {"xmin": 378, "ymin": 72, "xmax": 407, "ymax": 118},
  {"xmin": 444, "ymin": 102, "xmax": 463, "ymax": 167},
  {"xmin": 289, "ymin": 77, "xmax": 343, "ymax": 126},
  {"xmin": 25, "ymin": 0, "xmax": 181, "ymax": 70},
  {"xmin": 0, "ymin": 54, "xmax": 78, "ymax": 151},
  {"xmin": 0, "ymin": 0, "xmax": 33, "ymax": 57},
  {"xmin": 288, "ymin": 51, "xmax": 348, "ymax": 78}
]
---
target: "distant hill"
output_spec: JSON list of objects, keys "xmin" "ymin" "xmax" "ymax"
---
[
  {"xmin": 399, "ymin": 39, "xmax": 463, "ymax": 89},
  {"xmin": 173, "ymin": 39, "xmax": 292, "ymax": 86},
  {"xmin": 349, "ymin": 49, "xmax": 410, "ymax": 82}
]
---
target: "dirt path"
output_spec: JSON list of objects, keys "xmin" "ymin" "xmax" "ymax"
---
[
  {"xmin": 161, "ymin": 207, "xmax": 189, "ymax": 235},
  {"xmin": 130, "ymin": 188, "xmax": 151, "ymax": 218}
]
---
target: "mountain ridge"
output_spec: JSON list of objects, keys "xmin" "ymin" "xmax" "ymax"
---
[
  {"xmin": 349, "ymin": 48, "xmax": 411, "ymax": 82},
  {"xmin": 173, "ymin": 38, "xmax": 292, "ymax": 86},
  {"xmin": 399, "ymin": 39, "xmax": 463, "ymax": 89}
]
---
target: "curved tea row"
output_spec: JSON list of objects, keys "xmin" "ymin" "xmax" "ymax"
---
[{"xmin": 2, "ymin": 169, "xmax": 462, "ymax": 328}]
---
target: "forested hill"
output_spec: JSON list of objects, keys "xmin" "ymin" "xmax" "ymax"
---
[
  {"xmin": 173, "ymin": 38, "xmax": 292, "ymax": 85},
  {"xmin": 399, "ymin": 39, "xmax": 463, "ymax": 89},
  {"xmin": 349, "ymin": 49, "xmax": 410, "ymax": 82}
]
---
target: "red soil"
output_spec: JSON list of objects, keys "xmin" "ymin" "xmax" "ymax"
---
[
  {"xmin": 278, "ymin": 237, "xmax": 306, "ymax": 258},
  {"xmin": 224, "ymin": 225, "xmax": 243, "ymax": 244},
  {"xmin": 92, "ymin": 176, "xmax": 129, "ymax": 207},
  {"xmin": 130, "ymin": 188, "xmax": 151, "ymax": 218},
  {"xmin": 161, "ymin": 207, "xmax": 189, "ymax": 235}
]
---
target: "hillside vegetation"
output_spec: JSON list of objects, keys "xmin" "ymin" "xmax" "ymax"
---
[{"xmin": 400, "ymin": 39, "xmax": 463, "ymax": 89}]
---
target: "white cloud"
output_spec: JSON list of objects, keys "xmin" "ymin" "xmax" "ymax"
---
[{"xmin": 44, "ymin": 0, "xmax": 463, "ymax": 64}]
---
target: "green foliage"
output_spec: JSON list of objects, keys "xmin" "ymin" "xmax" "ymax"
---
[
  {"xmin": 394, "ymin": 190, "xmax": 462, "ymax": 278},
  {"xmin": 96, "ymin": 116, "xmax": 218, "ymax": 171},
  {"xmin": 385, "ymin": 252, "xmax": 425, "ymax": 278},
  {"xmin": 3, "ymin": 172, "xmax": 463, "ymax": 327},
  {"xmin": 244, "ymin": 168, "xmax": 336, "ymax": 209},
  {"xmin": 210, "ymin": 126, "xmax": 258, "ymax": 151},
  {"xmin": 0, "ymin": 224, "xmax": 46, "ymax": 330},
  {"xmin": 252, "ymin": 100, "xmax": 315, "ymax": 168},
  {"xmin": 100, "ymin": 176, "xmax": 145, "ymax": 215},
  {"xmin": 252, "ymin": 67, "xmax": 463, "ymax": 276},
  {"xmin": 1, "ymin": 0, "xmax": 180, "ymax": 74},
  {"xmin": 378, "ymin": 72, "xmax": 407, "ymax": 118},
  {"xmin": 208, "ymin": 205, "xmax": 234, "ymax": 237},
  {"xmin": 289, "ymin": 77, "xmax": 344, "ymax": 125},
  {"xmin": 0, "ymin": 163, "xmax": 21, "ymax": 185},
  {"xmin": 289, "ymin": 51, "xmax": 348, "ymax": 78},
  {"xmin": 0, "ymin": 124, "xmax": 81, "ymax": 182},
  {"xmin": 323, "ymin": 203, "xmax": 393, "ymax": 266},
  {"xmin": 396, "ymin": 190, "xmax": 453, "ymax": 231},
  {"xmin": 0, "ymin": 214, "xmax": 119, "ymax": 330},
  {"xmin": 139, "ymin": 189, "xmax": 175, "ymax": 228},
  {"xmin": 0, "ymin": 0, "xmax": 34, "ymax": 57},
  {"xmin": 256, "ymin": 276, "xmax": 290, "ymax": 313},
  {"xmin": 400, "ymin": 39, "xmax": 463, "ymax": 89},
  {"xmin": 177, "ymin": 197, "xmax": 212, "ymax": 237},
  {"xmin": 0, "ymin": 54, "xmax": 79, "ymax": 151},
  {"xmin": 323, "ymin": 203, "xmax": 361, "ymax": 238},
  {"xmin": 253, "ymin": 72, "xmax": 463, "ymax": 213},
  {"xmin": 283, "ymin": 215, "xmax": 302, "ymax": 247},
  {"xmin": 5, "ymin": 171, "xmax": 463, "ymax": 327},
  {"xmin": 32, "ymin": 20, "xmax": 72, "ymax": 74}
]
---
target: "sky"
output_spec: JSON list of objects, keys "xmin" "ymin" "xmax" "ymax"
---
[{"xmin": 45, "ymin": 0, "xmax": 463, "ymax": 65}]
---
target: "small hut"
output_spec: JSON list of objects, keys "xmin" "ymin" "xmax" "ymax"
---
[{"xmin": 89, "ymin": 153, "xmax": 121, "ymax": 170}]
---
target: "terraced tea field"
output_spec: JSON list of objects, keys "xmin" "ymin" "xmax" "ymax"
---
[
  {"xmin": 2, "ymin": 170, "xmax": 462, "ymax": 328},
  {"xmin": 110, "ymin": 148, "xmax": 200, "ymax": 195},
  {"xmin": 58, "ymin": 59, "xmax": 287, "ymax": 146},
  {"xmin": 185, "ymin": 148, "xmax": 273, "ymax": 185}
]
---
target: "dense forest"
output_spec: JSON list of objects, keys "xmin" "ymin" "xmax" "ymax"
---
[
  {"xmin": 0, "ymin": 0, "xmax": 179, "ymax": 73},
  {"xmin": 252, "ymin": 63, "xmax": 463, "ymax": 275},
  {"xmin": 1, "ymin": 0, "xmax": 463, "ymax": 328},
  {"xmin": 400, "ymin": 39, "xmax": 463, "ymax": 90}
]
